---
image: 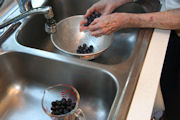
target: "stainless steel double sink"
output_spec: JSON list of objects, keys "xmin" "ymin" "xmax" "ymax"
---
[{"xmin": 0, "ymin": 0, "xmax": 160, "ymax": 119}]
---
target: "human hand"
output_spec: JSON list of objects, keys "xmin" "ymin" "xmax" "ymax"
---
[
  {"xmin": 85, "ymin": 0, "xmax": 115, "ymax": 18},
  {"xmin": 80, "ymin": 0, "xmax": 132, "ymax": 31},
  {"xmin": 88, "ymin": 13, "xmax": 129, "ymax": 37},
  {"xmin": 80, "ymin": 0, "xmax": 114, "ymax": 31}
]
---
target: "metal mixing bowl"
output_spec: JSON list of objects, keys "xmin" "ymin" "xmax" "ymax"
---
[{"xmin": 50, "ymin": 15, "xmax": 113, "ymax": 60}]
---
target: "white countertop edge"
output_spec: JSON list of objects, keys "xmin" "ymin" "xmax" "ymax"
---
[{"xmin": 126, "ymin": 29, "xmax": 170, "ymax": 120}]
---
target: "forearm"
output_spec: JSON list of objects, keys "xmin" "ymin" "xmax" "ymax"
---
[{"xmin": 124, "ymin": 8, "xmax": 180, "ymax": 30}]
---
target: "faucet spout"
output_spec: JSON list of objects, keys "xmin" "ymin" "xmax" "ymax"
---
[{"xmin": 0, "ymin": 6, "xmax": 56, "ymax": 34}]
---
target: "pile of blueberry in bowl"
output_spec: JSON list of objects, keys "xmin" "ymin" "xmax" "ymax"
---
[
  {"xmin": 76, "ymin": 43, "xmax": 94, "ymax": 54},
  {"xmin": 51, "ymin": 98, "xmax": 76, "ymax": 115},
  {"xmin": 42, "ymin": 84, "xmax": 86, "ymax": 120}
]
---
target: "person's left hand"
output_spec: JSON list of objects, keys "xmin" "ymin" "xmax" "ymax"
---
[{"xmin": 88, "ymin": 13, "xmax": 128, "ymax": 37}]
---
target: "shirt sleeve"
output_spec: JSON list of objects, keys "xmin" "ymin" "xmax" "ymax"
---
[{"xmin": 163, "ymin": 0, "xmax": 180, "ymax": 10}]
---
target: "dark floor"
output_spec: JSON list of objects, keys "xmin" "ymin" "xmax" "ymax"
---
[{"xmin": 160, "ymin": 31, "xmax": 180, "ymax": 120}]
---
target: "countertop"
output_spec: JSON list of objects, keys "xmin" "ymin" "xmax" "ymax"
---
[{"xmin": 126, "ymin": 29, "xmax": 170, "ymax": 120}]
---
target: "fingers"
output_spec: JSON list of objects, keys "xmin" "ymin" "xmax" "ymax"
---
[
  {"xmin": 102, "ymin": 11, "xmax": 109, "ymax": 16},
  {"xmin": 90, "ymin": 18, "xmax": 98, "ymax": 25},
  {"xmin": 89, "ymin": 21, "xmax": 103, "ymax": 37},
  {"xmin": 80, "ymin": 18, "xmax": 99, "ymax": 31},
  {"xmin": 89, "ymin": 25, "xmax": 100, "ymax": 33},
  {"xmin": 80, "ymin": 19, "xmax": 88, "ymax": 31},
  {"xmin": 102, "ymin": 8, "xmax": 110, "ymax": 16},
  {"xmin": 91, "ymin": 29, "xmax": 103, "ymax": 37},
  {"xmin": 80, "ymin": 19, "xmax": 87, "ymax": 25},
  {"xmin": 89, "ymin": 19, "xmax": 99, "ymax": 31},
  {"xmin": 80, "ymin": 14, "xmax": 105, "ymax": 37},
  {"xmin": 80, "ymin": 20, "xmax": 104, "ymax": 37},
  {"xmin": 82, "ymin": 17, "xmax": 103, "ymax": 37},
  {"xmin": 85, "ymin": 7, "xmax": 96, "ymax": 18},
  {"xmin": 80, "ymin": 26, "xmax": 88, "ymax": 31}
]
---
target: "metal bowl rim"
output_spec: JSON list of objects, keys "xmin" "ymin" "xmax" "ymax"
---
[{"xmin": 50, "ymin": 15, "xmax": 114, "ymax": 57}]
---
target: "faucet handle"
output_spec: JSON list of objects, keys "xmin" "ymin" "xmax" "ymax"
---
[{"xmin": 45, "ymin": 19, "xmax": 56, "ymax": 34}]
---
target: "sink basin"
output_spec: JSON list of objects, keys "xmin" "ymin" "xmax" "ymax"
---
[
  {"xmin": 16, "ymin": 1, "xmax": 145, "ymax": 65},
  {"xmin": 0, "ymin": 52, "xmax": 117, "ymax": 120},
  {"xmin": 0, "ymin": 0, "xmax": 161, "ymax": 119}
]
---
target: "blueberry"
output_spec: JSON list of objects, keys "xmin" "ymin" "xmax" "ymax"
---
[
  {"xmin": 89, "ymin": 45, "xmax": 94, "ymax": 49},
  {"xmin": 87, "ymin": 16, "xmax": 91, "ymax": 20},
  {"xmin": 97, "ymin": 12, "xmax": 101, "ymax": 17},
  {"xmin": 90, "ymin": 14, "xmax": 93, "ymax": 19},
  {"xmin": 60, "ymin": 105, "xmax": 66, "ymax": 109},
  {"xmin": 89, "ymin": 48, "xmax": 93, "ymax": 53},
  {"xmin": 88, "ymin": 20, "xmax": 92, "ymax": 25},
  {"xmin": 54, "ymin": 110, "xmax": 61, "ymax": 115},
  {"xmin": 67, "ymin": 98, "xmax": 72, "ymax": 103},
  {"xmin": 63, "ymin": 109, "xmax": 69, "ymax": 114},
  {"xmin": 83, "ymin": 43, "xmax": 87, "ymax": 48},
  {"xmin": 51, "ymin": 101, "xmax": 57, "ymax": 106},
  {"xmin": 89, "ymin": 46, "xmax": 94, "ymax": 51},
  {"xmin": 78, "ymin": 45, "xmax": 82, "ymax": 49},
  {"xmin": 79, "ymin": 50, "xmax": 83, "ymax": 53},
  {"xmin": 80, "ymin": 46, "xmax": 85, "ymax": 51},
  {"xmin": 71, "ymin": 103, "xmax": 76, "ymax": 109},
  {"xmin": 77, "ymin": 49, "xmax": 81, "ymax": 53},
  {"xmin": 79, "ymin": 49, "xmax": 83, "ymax": 53},
  {"xmin": 51, "ymin": 111, "xmax": 55, "ymax": 115},
  {"xmin": 67, "ymin": 101, "xmax": 72, "ymax": 106},
  {"xmin": 58, "ymin": 108, "xmax": 63, "ymax": 114},
  {"xmin": 84, "ymin": 22, "xmax": 89, "ymax": 26},
  {"xmin": 92, "ymin": 13, "xmax": 96, "ymax": 18},
  {"xmin": 67, "ymin": 106, "xmax": 73, "ymax": 112},
  {"xmin": 89, "ymin": 18, "xmax": 94, "ymax": 23},
  {"xmin": 55, "ymin": 105, "xmax": 61, "ymax": 110},
  {"xmin": 61, "ymin": 98, "xmax": 66, "ymax": 101},
  {"xmin": 83, "ymin": 49, "xmax": 87, "ymax": 53},
  {"xmin": 85, "ymin": 49, "xmax": 90, "ymax": 53},
  {"xmin": 51, "ymin": 106, "xmax": 56, "ymax": 111},
  {"xmin": 57, "ymin": 101, "xmax": 62, "ymax": 106},
  {"xmin": 61, "ymin": 98, "xmax": 67, "ymax": 105},
  {"xmin": 52, "ymin": 110, "xmax": 58, "ymax": 115},
  {"xmin": 80, "ymin": 50, "xmax": 84, "ymax": 54}
]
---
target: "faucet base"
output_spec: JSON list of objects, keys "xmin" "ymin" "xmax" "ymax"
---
[{"xmin": 45, "ymin": 19, "xmax": 56, "ymax": 34}]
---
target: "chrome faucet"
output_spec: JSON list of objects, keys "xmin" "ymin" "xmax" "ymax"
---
[
  {"xmin": 16, "ymin": 0, "xmax": 32, "ymax": 13},
  {"xmin": 0, "ymin": 1, "xmax": 56, "ymax": 34},
  {"xmin": 0, "ymin": 0, "xmax": 4, "ymax": 7}
]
